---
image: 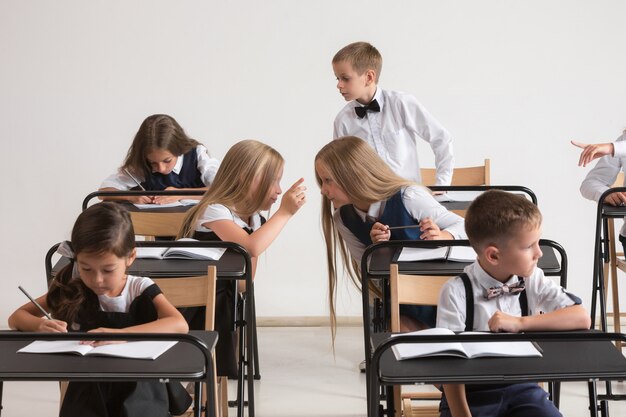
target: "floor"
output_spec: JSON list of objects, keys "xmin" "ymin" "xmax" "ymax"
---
[{"xmin": 2, "ymin": 326, "xmax": 626, "ymax": 416}]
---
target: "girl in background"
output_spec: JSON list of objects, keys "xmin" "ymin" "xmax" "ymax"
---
[
  {"xmin": 100, "ymin": 114, "xmax": 219, "ymax": 204},
  {"xmin": 178, "ymin": 139, "xmax": 306, "ymax": 377},
  {"xmin": 315, "ymin": 136, "xmax": 465, "ymax": 341}
]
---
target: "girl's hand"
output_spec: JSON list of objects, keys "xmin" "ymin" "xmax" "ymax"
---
[
  {"xmin": 279, "ymin": 178, "xmax": 307, "ymax": 215},
  {"xmin": 370, "ymin": 222, "xmax": 390, "ymax": 243},
  {"xmin": 571, "ymin": 140, "xmax": 614, "ymax": 167},
  {"xmin": 82, "ymin": 327, "xmax": 127, "ymax": 347},
  {"xmin": 488, "ymin": 310, "xmax": 523, "ymax": 333},
  {"xmin": 37, "ymin": 319, "xmax": 68, "ymax": 333},
  {"xmin": 420, "ymin": 217, "xmax": 452, "ymax": 240},
  {"xmin": 129, "ymin": 195, "xmax": 155, "ymax": 204},
  {"xmin": 153, "ymin": 187, "xmax": 180, "ymax": 204}
]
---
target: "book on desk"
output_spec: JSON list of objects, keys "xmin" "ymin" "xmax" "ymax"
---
[
  {"xmin": 135, "ymin": 238, "xmax": 226, "ymax": 261},
  {"xmin": 397, "ymin": 246, "xmax": 477, "ymax": 263},
  {"xmin": 391, "ymin": 328, "xmax": 543, "ymax": 360},
  {"xmin": 18, "ymin": 340, "xmax": 177, "ymax": 360},
  {"xmin": 133, "ymin": 200, "xmax": 199, "ymax": 209}
]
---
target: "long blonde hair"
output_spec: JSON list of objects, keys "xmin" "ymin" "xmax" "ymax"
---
[
  {"xmin": 179, "ymin": 140, "xmax": 284, "ymax": 238},
  {"xmin": 315, "ymin": 136, "xmax": 415, "ymax": 341}
]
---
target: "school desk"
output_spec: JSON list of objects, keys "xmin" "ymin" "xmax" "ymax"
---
[
  {"xmin": 360, "ymin": 239, "xmax": 568, "ymax": 410},
  {"xmin": 368, "ymin": 331, "xmax": 626, "ymax": 417},
  {"xmin": 47, "ymin": 240, "xmax": 257, "ymax": 417},
  {"xmin": 0, "ymin": 331, "xmax": 218, "ymax": 417},
  {"xmin": 428, "ymin": 185, "xmax": 538, "ymax": 216}
]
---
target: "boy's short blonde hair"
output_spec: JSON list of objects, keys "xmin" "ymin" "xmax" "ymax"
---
[
  {"xmin": 465, "ymin": 190, "xmax": 542, "ymax": 251},
  {"xmin": 332, "ymin": 42, "xmax": 382, "ymax": 82}
]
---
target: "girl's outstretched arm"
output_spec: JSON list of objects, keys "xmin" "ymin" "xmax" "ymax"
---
[{"xmin": 205, "ymin": 178, "xmax": 307, "ymax": 258}]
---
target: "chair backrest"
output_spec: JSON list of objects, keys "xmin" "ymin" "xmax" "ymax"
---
[
  {"xmin": 420, "ymin": 158, "xmax": 490, "ymax": 186},
  {"xmin": 613, "ymin": 172, "xmax": 625, "ymax": 188},
  {"xmin": 389, "ymin": 263, "xmax": 451, "ymax": 332},
  {"xmin": 153, "ymin": 265, "xmax": 217, "ymax": 330}
]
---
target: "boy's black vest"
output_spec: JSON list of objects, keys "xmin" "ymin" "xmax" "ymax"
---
[
  {"xmin": 339, "ymin": 190, "xmax": 421, "ymax": 246},
  {"xmin": 459, "ymin": 273, "xmax": 528, "ymax": 331},
  {"xmin": 142, "ymin": 148, "xmax": 205, "ymax": 190}
]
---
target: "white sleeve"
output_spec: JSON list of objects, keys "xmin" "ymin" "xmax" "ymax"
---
[
  {"xmin": 99, "ymin": 170, "xmax": 145, "ymax": 190},
  {"xmin": 195, "ymin": 204, "xmax": 235, "ymax": 231},
  {"xmin": 333, "ymin": 114, "xmax": 347, "ymax": 139},
  {"xmin": 580, "ymin": 134, "xmax": 626, "ymax": 202},
  {"xmin": 402, "ymin": 186, "xmax": 466, "ymax": 239},
  {"xmin": 195, "ymin": 145, "xmax": 220, "ymax": 186},
  {"xmin": 436, "ymin": 277, "xmax": 467, "ymax": 332},
  {"xmin": 526, "ymin": 269, "xmax": 577, "ymax": 315},
  {"xmin": 333, "ymin": 209, "xmax": 366, "ymax": 263},
  {"xmin": 613, "ymin": 132, "xmax": 626, "ymax": 157},
  {"xmin": 402, "ymin": 95, "xmax": 454, "ymax": 186}
]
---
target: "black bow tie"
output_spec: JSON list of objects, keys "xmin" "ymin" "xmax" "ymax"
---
[{"xmin": 354, "ymin": 99, "xmax": 380, "ymax": 118}]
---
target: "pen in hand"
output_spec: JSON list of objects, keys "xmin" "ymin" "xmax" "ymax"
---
[
  {"xmin": 123, "ymin": 168, "xmax": 146, "ymax": 191},
  {"xmin": 387, "ymin": 224, "xmax": 421, "ymax": 230},
  {"xmin": 18, "ymin": 285, "xmax": 52, "ymax": 320}
]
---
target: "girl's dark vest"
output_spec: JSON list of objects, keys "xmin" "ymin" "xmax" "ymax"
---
[
  {"xmin": 142, "ymin": 148, "xmax": 205, "ymax": 190},
  {"xmin": 339, "ymin": 190, "xmax": 421, "ymax": 246}
]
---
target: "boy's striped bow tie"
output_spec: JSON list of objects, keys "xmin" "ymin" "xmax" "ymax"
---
[
  {"xmin": 354, "ymin": 99, "xmax": 380, "ymax": 118},
  {"xmin": 484, "ymin": 278, "xmax": 525, "ymax": 300}
]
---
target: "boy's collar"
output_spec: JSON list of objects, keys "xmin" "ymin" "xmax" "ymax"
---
[{"xmin": 473, "ymin": 258, "xmax": 521, "ymax": 287}]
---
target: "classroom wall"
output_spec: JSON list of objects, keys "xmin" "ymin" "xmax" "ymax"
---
[{"xmin": 2, "ymin": 1, "xmax": 626, "ymax": 331}]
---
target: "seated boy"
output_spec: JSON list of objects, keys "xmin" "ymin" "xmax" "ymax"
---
[
  {"xmin": 437, "ymin": 190, "xmax": 591, "ymax": 417},
  {"xmin": 332, "ymin": 41, "xmax": 454, "ymax": 185}
]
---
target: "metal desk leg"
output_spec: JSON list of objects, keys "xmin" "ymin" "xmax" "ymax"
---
[{"xmin": 589, "ymin": 380, "xmax": 599, "ymax": 417}]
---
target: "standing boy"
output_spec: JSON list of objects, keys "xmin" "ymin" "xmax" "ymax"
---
[
  {"xmin": 332, "ymin": 41, "xmax": 454, "ymax": 185},
  {"xmin": 437, "ymin": 190, "xmax": 590, "ymax": 417}
]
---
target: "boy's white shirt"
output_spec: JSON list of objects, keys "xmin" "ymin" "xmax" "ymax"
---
[
  {"xmin": 333, "ymin": 88, "xmax": 454, "ymax": 185},
  {"xmin": 580, "ymin": 132, "xmax": 626, "ymax": 234},
  {"xmin": 437, "ymin": 261, "xmax": 578, "ymax": 332}
]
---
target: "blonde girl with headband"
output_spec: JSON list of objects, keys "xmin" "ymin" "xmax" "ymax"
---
[
  {"xmin": 100, "ymin": 114, "xmax": 220, "ymax": 204},
  {"xmin": 315, "ymin": 136, "xmax": 466, "ymax": 341},
  {"xmin": 178, "ymin": 139, "xmax": 306, "ymax": 377},
  {"xmin": 8, "ymin": 202, "xmax": 190, "ymax": 417}
]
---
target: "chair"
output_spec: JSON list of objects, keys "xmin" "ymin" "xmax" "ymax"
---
[
  {"xmin": 153, "ymin": 266, "xmax": 226, "ymax": 417},
  {"xmin": 389, "ymin": 263, "xmax": 448, "ymax": 417},
  {"xmin": 602, "ymin": 172, "xmax": 625, "ymax": 350},
  {"xmin": 420, "ymin": 159, "xmax": 490, "ymax": 187}
]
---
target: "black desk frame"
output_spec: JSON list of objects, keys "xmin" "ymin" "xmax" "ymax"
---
[
  {"xmin": 590, "ymin": 187, "xmax": 626, "ymax": 409},
  {"xmin": 368, "ymin": 332, "xmax": 626, "ymax": 417},
  {"xmin": 360, "ymin": 238, "xmax": 567, "ymax": 416},
  {"xmin": 0, "ymin": 331, "xmax": 217, "ymax": 417},
  {"xmin": 82, "ymin": 190, "xmax": 206, "ymax": 210},
  {"xmin": 46, "ymin": 240, "xmax": 257, "ymax": 417}
]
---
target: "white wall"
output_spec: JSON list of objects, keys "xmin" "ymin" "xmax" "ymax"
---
[{"xmin": 2, "ymin": 1, "xmax": 626, "ymax": 326}]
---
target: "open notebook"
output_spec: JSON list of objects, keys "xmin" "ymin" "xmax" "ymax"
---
[
  {"xmin": 132, "ymin": 199, "xmax": 200, "ymax": 209},
  {"xmin": 391, "ymin": 328, "xmax": 543, "ymax": 360},
  {"xmin": 18, "ymin": 340, "xmax": 177, "ymax": 360},
  {"xmin": 397, "ymin": 246, "xmax": 477, "ymax": 262},
  {"xmin": 136, "ymin": 238, "xmax": 226, "ymax": 261}
]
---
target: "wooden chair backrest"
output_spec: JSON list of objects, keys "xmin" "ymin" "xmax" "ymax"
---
[
  {"xmin": 420, "ymin": 158, "xmax": 490, "ymax": 186},
  {"xmin": 153, "ymin": 265, "xmax": 217, "ymax": 330},
  {"xmin": 389, "ymin": 263, "xmax": 451, "ymax": 332},
  {"xmin": 129, "ymin": 211, "xmax": 188, "ymax": 238}
]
